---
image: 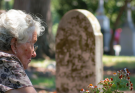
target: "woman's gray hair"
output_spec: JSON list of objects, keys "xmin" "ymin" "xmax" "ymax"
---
[{"xmin": 0, "ymin": 9, "xmax": 45, "ymax": 51}]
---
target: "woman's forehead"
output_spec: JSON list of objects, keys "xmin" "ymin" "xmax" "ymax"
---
[{"xmin": 27, "ymin": 31, "xmax": 37, "ymax": 43}]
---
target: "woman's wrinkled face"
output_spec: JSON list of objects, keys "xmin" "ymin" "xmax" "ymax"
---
[{"xmin": 16, "ymin": 31, "xmax": 37, "ymax": 69}]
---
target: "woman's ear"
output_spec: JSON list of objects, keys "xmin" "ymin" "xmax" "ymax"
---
[{"xmin": 10, "ymin": 38, "xmax": 17, "ymax": 54}]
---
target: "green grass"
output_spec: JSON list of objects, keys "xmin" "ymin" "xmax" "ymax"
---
[
  {"xmin": 30, "ymin": 59, "xmax": 55, "ymax": 68},
  {"xmin": 30, "ymin": 76, "xmax": 56, "ymax": 89},
  {"xmin": 30, "ymin": 55, "xmax": 135, "ymax": 69},
  {"xmin": 29, "ymin": 55, "xmax": 135, "ymax": 90},
  {"xmin": 30, "ymin": 75, "xmax": 135, "ymax": 91},
  {"xmin": 29, "ymin": 55, "xmax": 135, "ymax": 69},
  {"xmin": 103, "ymin": 55, "xmax": 135, "ymax": 69}
]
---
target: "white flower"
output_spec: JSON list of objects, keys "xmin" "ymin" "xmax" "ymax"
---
[{"xmin": 80, "ymin": 89, "xmax": 85, "ymax": 93}]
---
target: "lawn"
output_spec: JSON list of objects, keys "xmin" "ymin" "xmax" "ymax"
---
[
  {"xmin": 30, "ymin": 76, "xmax": 56, "ymax": 89},
  {"xmin": 30, "ymin": 55, "xmax": 135, "ymax": 69},
  {"xmin": 29, "ymin": 55, "xmax": 135, "ymax": 91},
  {"xmin": 29, "ymin": 59, "xmax": 55, "ymax": 68},
  {"xmin": 103, "ymin": 55, "xmax": 135, "ymax": 69}
]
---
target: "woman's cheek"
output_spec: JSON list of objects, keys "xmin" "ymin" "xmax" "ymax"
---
[{"xmin": 26, "ymin": 49, "xmax": 33, "ymax": 58}]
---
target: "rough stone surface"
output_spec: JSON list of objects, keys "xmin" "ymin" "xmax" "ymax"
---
[{"xmin": 56, "ymin": 9, "xmax": 103, "ymax": 93}]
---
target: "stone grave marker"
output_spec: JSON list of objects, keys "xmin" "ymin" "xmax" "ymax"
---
[
  {"xmin": 120, "ymin": 3, "xmax": 135, "ymax": 56},
  {"xmin": 56, "ymin": 9, "xmax": 103, "ymax": 93}
]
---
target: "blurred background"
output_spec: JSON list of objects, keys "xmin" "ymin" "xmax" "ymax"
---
[{"xmin": 0, "ymin": 0, "xmax": 135, "ymax": 92}]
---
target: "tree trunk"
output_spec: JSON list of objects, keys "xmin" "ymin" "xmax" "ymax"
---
[
  {"xmin": 109, "ymin": 0, "xmax": 131, "ymax": 55},
  {"xmin": 13, "ymin": 0, "xmax": 31, "ymax": 12},
  {"xmin": 13, "ymin": 0, "xmax": 55, "ymax": 59},
  {"xmin": 0, "ymin": 0, "xmax": 3, "ymax": 9}
]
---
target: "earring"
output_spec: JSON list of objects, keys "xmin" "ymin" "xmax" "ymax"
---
[{"xmin": 14, "ymin": 50, "xmax": 17, "ymax": 54}]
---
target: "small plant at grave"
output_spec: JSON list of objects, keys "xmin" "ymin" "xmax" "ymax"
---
[{"xmin": 80, "ymin": 68, "xmax": 133, "ymax": 93}]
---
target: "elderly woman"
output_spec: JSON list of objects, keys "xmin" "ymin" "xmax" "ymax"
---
[{"xmin": 0, "ymin": 9, "xmax": 44, "ymax": 93}]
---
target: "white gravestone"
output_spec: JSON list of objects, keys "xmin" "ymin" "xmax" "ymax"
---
[
  {"xmin": 56, "ymin": 9, "xmax": 103, "ymax": 93},
  {"xmin": 120, "ymin": 3, "xmax": 135, "ymax": 56}
]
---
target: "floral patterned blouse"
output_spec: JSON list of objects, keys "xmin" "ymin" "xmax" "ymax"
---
[{"xmin": 0, "ymin": 51, "xmax": 33, "ymax": 93}]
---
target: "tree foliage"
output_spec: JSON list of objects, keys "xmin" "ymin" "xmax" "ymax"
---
[
  {"xmin": 52, "ymin": 0, "xmax": 135, "ymax": 28},
  {"xmin": 52, "ymin": 0, "xmax": 135, "ymax": 55},
  {"xmin": 0, "ymin": 0, "xmax": 14, "ymax": 10}
]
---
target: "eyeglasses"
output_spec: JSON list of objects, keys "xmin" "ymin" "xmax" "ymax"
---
[
  {"xmin": 34, "ymin": 45, "xmax": 38, "ymax": 51},
  {"xmin": 26, "ymin": 42, "xmax": 38, "ymax": 52}
]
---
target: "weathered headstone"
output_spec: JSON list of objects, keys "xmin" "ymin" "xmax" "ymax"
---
[
  {"xmin": 120, "ymin": 3, "xmax": 135, "ymax": 56},
  {"xmin": 56, "ymin": 9, "xmax": 103, "ymax": 93}
]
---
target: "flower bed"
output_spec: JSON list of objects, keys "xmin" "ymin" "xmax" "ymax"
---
[{"xmin": 80, "ymin": 68, "xmax": 133, "ymax": 93}]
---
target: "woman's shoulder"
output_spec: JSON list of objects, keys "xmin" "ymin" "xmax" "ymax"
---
[
  {"xmin": 0, "ymin": 51, "xmax": 23, "ymax": 67},
  {"xmin": 0, "ymin": 51, "xmax": 33, "ymax": 93}
]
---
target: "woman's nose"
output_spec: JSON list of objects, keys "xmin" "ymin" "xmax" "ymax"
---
[{"xmin": 32, "ymin": 51, "xmax": 36, "ymax": 58}]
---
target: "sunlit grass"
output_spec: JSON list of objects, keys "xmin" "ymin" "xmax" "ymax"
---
[
  {"xmin": 29, "ymin": 59, "xmax": 55, "ymax": 68},
  {"xmin": 29, "ymin": 55, "xmax": 135, "ymax": 91},
  {"xmin": 30, "ymin": 55, "xmax": 135, "ymax": 69},
  {"xmin": 103, "ymin": 55, "xmax": 135, "ymax": 69},
  {"xmin": 30, "ymin": 76, "xmax": 56, "ymax": 89}
]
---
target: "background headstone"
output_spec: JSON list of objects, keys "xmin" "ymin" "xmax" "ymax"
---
[
  {"xmin": 56, "ymin": 9, "xmax": 103, "ymax": 93},
  {"xmin": 120, "ymin": 3, "xmax": 135, "ymax": 56},
  {"xmin": 96, "ymin": 0, "xmax": 111, "ymax": 54}
]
